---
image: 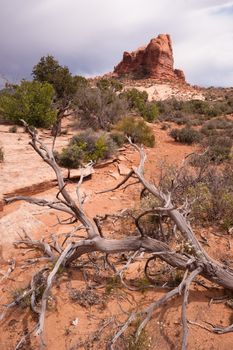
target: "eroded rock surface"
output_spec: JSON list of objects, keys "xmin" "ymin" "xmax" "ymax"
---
[{"xmin": 114, "ymin": 34, "xmax": 185, "ymax": 82}]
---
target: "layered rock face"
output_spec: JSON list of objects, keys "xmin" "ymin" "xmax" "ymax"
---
[{"xmin": 114, "ymin": 34, "xmax": 186, "ymax": 83}]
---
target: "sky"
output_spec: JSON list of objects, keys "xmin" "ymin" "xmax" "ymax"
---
[{"xmin": 0, "ymin": 0, "xmax": 233, "ymax": 88}]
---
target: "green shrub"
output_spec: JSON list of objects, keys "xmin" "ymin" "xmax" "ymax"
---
[
  {"xmin": 115, "ymin": 116, "xmax": 155, "ymax": 147},
  {"xmin": 55, "ymin": 144, "xmax": 84, "ymax": 169},
  {"xmin": 32, "ymin": 55, "xmax": 79, "ymax": 100},
  {"xmin": 218, "ymin": 192, "xmax": 233, "ymax": 230},
  {"xmin": 0, "ymin": 147, "xmax": 4, "ymax": 162},
  {"xmin": 56, "ymin": 129, "xmax": 116, "ymax": 168},
  {"xmin": 141, "ymin": 102, "xmax": 158, "ymax": 122},
  {"xmin": 203, "ymin": 118, "xmax": 232, "ymax": 130},
  {"xmin": 170, "ymin": 127, "xmax": 202, "ymax": 145},
  {"xmin": 205, "ymin": 136, "xmax": 232, "ymax": 163},
  {"xmin": 157, "ymin": 97, "xmax": 233, "ymax": 125},
  {"xmin": 124, "ymin": 88, "xmax": 148, "ymax": 108},
  {"xmin": 163, "ymin": 155, "xmax": 233, "ymax": 229},
  {"xmin": 188, "ymin": 185, "xmax": 233, "ymax": 230},
  {"xmin": 200, "ymin": 118, "xmax": 233, "ymax": 142},
  {"xmin": 122, "ymin": 88, "xmax": 158, "ymax": 122},
  {"xmin": 175, "ymin": 116, "xmax": 189, "ymax": 125},
  {"xmin": 0, "ymin": 80, "xmax": 56, "ymax": 128},
  {"xmin": 10, "ymin": 288, "xmax": 31, "ymax": 309},
  {"xmin": 189, "ymin": 118, "xmax": 203, "ymax": 126},
  {"xmin": 97, "ymin": 78, "xmax": 123, "ymax": 92},
  {"xmin": 200, "ymin": 126, "xmax": 219, "ymax": 137},
  {"xmin": 187, "ymin": 183, "xmax": 213, "ymax": 222},
  {"xmin": 75, "ymin": 86, "xmax": 128, "ymax": 130},
  {"xmin": 110, "ymin": 131, "xmax": 125, "ymax": 147}
]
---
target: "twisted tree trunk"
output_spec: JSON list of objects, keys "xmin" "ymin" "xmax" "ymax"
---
[{"xmin": 3, "ymin": 122, "xmax": 233, "ymax": 349}]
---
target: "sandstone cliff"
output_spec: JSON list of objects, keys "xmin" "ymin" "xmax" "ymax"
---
[{"xmin": 114, "ymin": 34, "xmax": 186, "ymax": 83}]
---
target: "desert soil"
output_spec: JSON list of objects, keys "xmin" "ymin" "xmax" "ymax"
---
[{"xmin": 0, "ymin": 121, "xmax": 233, "ymax": 350}]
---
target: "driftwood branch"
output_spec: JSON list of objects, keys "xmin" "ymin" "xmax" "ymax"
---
[{"xmin": 2, "ymin": 122, "xmax": 233, "ymax": 349}]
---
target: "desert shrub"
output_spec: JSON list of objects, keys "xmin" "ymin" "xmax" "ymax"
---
[
  {"xmin": 97, "ymin": 78, "xmax": 123, "ymax": 92},
  {"xmin": 183, "ymin": 99, "xmax": 214, "ymax": 116},
  {"xmin": 56, "ymin": 129, "xmax": 116, "ymax": 168},
  {"xmin": 157, "ymin": 98, "xmax": 183, "ymax": 115},
  {"xmin": 0, "ymin": 147, "xmax": 4, "ymax": 162},
  {"xmin": 0, "ymin": 80, "xmax": 56, "ymax": 128},
  {"xmin": 110, "ymin": 131, "xmax": 125, "ymax": 147},
  {"xmin": 158, "ymin": 97, "xmax": 233, "ymax": 126},
  {"xmin": 115, "ymin": 116, "xmax": 155, "ymax": 147},
  {"xmin": 159, "ymin": 156, "xmax": 233, "ymax": 229},
  {"xmin": 70, "ymin": 130, "xmax": 115, "ymax": 161},
  {"xmin": 122, "ymin": 88, "xmax": 158, "ymax": 122},
  {"xmin": 170, "ymin": 127, "xmax": 202, "ymax": 144},
  {"xmin": 55, "ymin": 145, "xmax": 84, "ymax": 169},
  {"xmin": 204, "ymin": 136, "xmax": 232, "ymax": 163},
  {"xmin": 70, "ymin": 288, "xmax": 101, "ymax": 307},
  {"xmin": 74, "ymin": 86, "xmax": 128, "ymax": 130},
  {"xmin": 160, "ymin": 123, "xmax": 171, "ymax": 130},
  {"xmin": 10, "ymin": 288, "xmax": 31, "ymax": 309},
  {"xmin": 9, "ymin": 125, "xmax": 17, "ymax": 133},
  {"xmin": 200, "ymin": 117, "xmax": 233, "ymax": 142},
  {"xmin": 203, "ymin": 117, "xmax": 233, "ymax": 130},
  {"xmin": 200, "ymin": 126, "xmax": 219, "ymax": 137},
  {"xmin": 175, "ymin": 116, "xmax": 190, "ymax": 125},
  {"xmin": 189, "ymin": 118, "xmax": 203, "ymax": 126},
  {"xmin": 141, "ymin": 102, "xmax": 158, "ymax": 122},
  {"xmin": 124, "ymin": 88, "xmax": 148, "ymax": 108},
  {"xmin": 125, "ymin": 325, "xmax": 151, "ymax": 350},
  {"xmin": 187, "ymin": 183, "xmax": 213, "ymax": 222},
  {"xmin": 216, "ymin": 191, "xmax": 233, "ymax": 230}
]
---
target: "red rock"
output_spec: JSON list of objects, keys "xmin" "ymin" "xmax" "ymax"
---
[
  {"xmin": 174, "ymin": 69, "xmax": 186, "ymax": 81},
  {"xmin": 0, "ymin": 197, "xmax": 4, "ymax": 212},
  {"xmin": 114, "ymin": 34, "xmax": 185, "ymax": 83}
]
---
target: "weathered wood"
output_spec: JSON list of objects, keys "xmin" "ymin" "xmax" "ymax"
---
[{"xmin": 3, "ymin": 122, "xmax": 233, "ymax": 349}]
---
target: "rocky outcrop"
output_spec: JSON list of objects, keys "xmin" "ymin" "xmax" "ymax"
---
[{"xmin": 114, "ymin": 34, "xmax": 186, "ymax": 83}]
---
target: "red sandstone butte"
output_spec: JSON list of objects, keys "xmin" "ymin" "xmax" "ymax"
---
[{"xmin": 114, "ymin": 34, "xmax": 186, "ymax": 82}]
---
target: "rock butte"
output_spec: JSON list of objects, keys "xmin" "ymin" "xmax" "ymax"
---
[{"xmin": 113, "ymin": 34, "xmax": 186, "ymax": 83}]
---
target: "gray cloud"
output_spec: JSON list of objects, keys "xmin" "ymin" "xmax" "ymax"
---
[{"xmin": 0, "ymin": 0, "xmax": 233, "ymax": 87}]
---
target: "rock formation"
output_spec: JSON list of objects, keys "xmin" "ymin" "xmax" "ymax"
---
[{"xmin": 114, "ymin": 34, "xmax": 186, "ymax": 83}]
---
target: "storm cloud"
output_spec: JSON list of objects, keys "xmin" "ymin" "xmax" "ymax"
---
[{"xmin": 0, "ymin": 0, "xmax": 233, "ymax": 87}]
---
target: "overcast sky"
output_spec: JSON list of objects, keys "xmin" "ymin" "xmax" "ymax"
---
[{"xmin": 0, "ymin": 0, "xmax": 233, "ymax": 87}]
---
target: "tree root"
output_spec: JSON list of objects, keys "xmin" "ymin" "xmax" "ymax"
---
[{"xmin": 1, "ymin": 122, "xmax": 233, "ymax": 349}]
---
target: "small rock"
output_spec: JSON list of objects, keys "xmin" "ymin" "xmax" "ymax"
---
[
  {"xmin": 71, "ymin": 318, "xmax": 79, "ymax": 326},
  {"xmin": 118, "ymin": 164, "xmax": 131, "ymax": 176},
  {"xmin": 117, "ymin": 155, "xmax": 125, "ymax": 161}
]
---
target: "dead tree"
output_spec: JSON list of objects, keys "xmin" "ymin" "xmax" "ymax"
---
[{"xmin": 2, "ymin": 122, "xmax": 233, "ymax": 349}]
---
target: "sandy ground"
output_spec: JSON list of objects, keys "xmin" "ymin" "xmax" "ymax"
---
[
  {"xmin": 124, "ymin": 82, "xmax": 205, "ymax": 101},
  {"xmin": 0, "ymin": 122, "xmax": 233, "ymax": 350},
  {"xmin": 0, "ymin": 125, "xmax": 75, "ymax": 196}
]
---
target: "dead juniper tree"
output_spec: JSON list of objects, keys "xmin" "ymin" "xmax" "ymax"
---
[{"xmin": 2, "ymin": 121, "xmax": 233, "ymax": 349}]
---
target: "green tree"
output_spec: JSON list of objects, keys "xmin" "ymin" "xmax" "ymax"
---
[
  {"xmin": 32, "ymin": 55, "xmax": 87, "ymax": 135},
  {"xmin": 32, "ymin": 55, "xmax": 77, "ymax": 99},
  {"xmin": 0, "ymin": 80, "xmax": 56, "ymax": 128}
]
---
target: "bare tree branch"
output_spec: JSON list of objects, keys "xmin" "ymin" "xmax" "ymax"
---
[{"xmin": 3, "ymin": 121, "xmax": 233, "ymax": 349}]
